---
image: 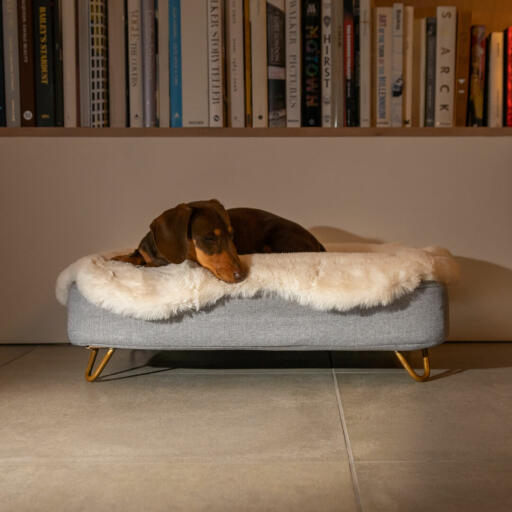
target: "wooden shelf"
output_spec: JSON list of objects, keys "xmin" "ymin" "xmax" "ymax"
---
[{"xmin": 1, "ymin": 127, "xmax": 512, "ymax": 137}]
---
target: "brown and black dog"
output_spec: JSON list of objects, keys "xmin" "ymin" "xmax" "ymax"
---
[{"xmin": 113, "ymin": 199, "xmax": 325, "ymax": 283}]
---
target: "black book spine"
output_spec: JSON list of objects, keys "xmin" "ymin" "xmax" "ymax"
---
[
  {"xmin": 53, "ymin": 0, "xmax": 63, "ymax": 126},
  {"xmin": 267, "ymin": 1, "xmax": 286, "ymax": 127},
  {"xmin": 344, "ymin": 0, "xmax": 356, "ymax": 126},
  {"xmin": 33, "ymin": 0, "xmax": 56, "ymax": 126},
  {"xmin": 424, "ymin": 17, "xmax": 436, "ymax": 127},
  {"xmin": 301, "ymin": 0, "xmax": 321, "ymax": 126},
  {"xmin": 18, "ymin": 0, "xmax": 36, "ymax": 125},
  {"xmin": 0, "ymin": 0, "xmax": 6, "ymax": 127}
]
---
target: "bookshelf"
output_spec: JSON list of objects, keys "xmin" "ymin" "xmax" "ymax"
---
[{"xmin": 1, "ymin": 0, "xmax": 512, "ymax": 135}]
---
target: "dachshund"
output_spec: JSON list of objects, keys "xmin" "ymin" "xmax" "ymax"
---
[{"xmin": 112, "ymin": 199, "xmax": 325, "ymax": 283}]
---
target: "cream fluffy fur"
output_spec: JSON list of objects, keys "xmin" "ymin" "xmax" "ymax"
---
[{"xmin": 56, "ymin": 243, "xmax": 459, "ymax": 320}]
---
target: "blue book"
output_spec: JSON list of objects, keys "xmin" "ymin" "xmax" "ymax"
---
[
  {"xmin": 0, "ymin": 0, "xmax": 6, "ymax": 127},
  {"xmin": 169, "ymin": 0, "xmax": 182, "ymax": 127}
]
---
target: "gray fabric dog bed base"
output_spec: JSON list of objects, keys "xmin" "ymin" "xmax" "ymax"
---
[{"xmin": 67, "ymin": 281, "xmax": 448, "ymax": 352}]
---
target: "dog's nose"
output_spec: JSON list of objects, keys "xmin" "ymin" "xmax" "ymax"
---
[{"xmin": 233, "ymin": 271, "xmax": 245, "ymax": 282}]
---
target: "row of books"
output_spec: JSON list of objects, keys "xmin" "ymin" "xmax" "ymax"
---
[{"xmin": 1, "ymin": 1, "xmax": 512, "ymax": 128}]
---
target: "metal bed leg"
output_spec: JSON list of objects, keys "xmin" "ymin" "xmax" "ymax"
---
[
  {"xmin": 394, "ymin": 349, "xmax": 431, "ymax": 382},
  {"xmin": 85, "ymin": 347, "xmax": 116, "ymax": 382}
]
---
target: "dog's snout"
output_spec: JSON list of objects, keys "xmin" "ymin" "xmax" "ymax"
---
[{"xmin": 233, "ymin": 270, "xmax": 246, "ymax": 282}]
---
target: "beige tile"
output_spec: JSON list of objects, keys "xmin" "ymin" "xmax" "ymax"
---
[
  {"xmin": 0, "ymin": 345, "xmax": 35, "ymax": 368},
  {"xmin": 356, "ymin": 460, "xmax": 512, "ymax": 512},
  {"xmin": 0, "ymin": 349, "xmax": 346, "ymax": 462},
  {"xmin": 336, "ymin": 368, "xmax": 512, "ymax": 462},
  {"xmin": 2, "ymin": 459, "xmax": 357, "ymax": 512}
]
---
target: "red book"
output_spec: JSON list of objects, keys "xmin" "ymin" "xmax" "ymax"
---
[
  {"xmin": 505, "ymin": 27, "xmax": 512, "ymax": 127},
  {"xmin": 344, "ymin": 0, "xmax": 356, "ymax": 126}
]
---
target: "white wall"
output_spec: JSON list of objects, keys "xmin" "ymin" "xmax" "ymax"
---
[{"xmin": 1, "ymin": 135, "xmax": 511, "ymax": 342}]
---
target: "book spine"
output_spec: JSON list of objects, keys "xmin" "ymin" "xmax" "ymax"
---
[
  {"xmin": 353, "ymin": 0, "xmax": 360, "ymax": 126},
  {"xmin": 142, "ymin": 0, "xmax": 156, "ymax": 127},
  {"xmin": 343, "ymin": 0, "xmax": 355, "ymax": 126},
  {"xmin": 252, "ymin": 0, "xmax": 267, "ymax": 127},
  {"xmin": 487, "ymin": 32, "xmax": 503, "ymax": 128},
  {"xmin": 2, "ymin": 0, "xmax": 20, "ymax": 126},
  {"xmin": 375, "ymin": 7, "xmax": 391, "ymax": 127},
  {"xmin": 53, "ymin": 0, "xmax": 63, "ymax": 126},
  {"xmin": 243, "ymin": 0, "xmax": 252, "ymax": 126},
  {"xmin": 267, "ymin": 0, "xmax": 286, "ymax": 127},
  {"xmin": 505, "ymin": 28, "xmax": 512, "ymax": 127},
  {"xmin": 402, "ymin": 6, "xmax": 413, "ymax": 127},
  {"xmin": 333, "ymin": 0, "xmax": 343, "ymax": 126},
  {"xmin": 62, "ymin": 0, "xmax": 77, "ymax": 126},
  {"xmin": 419, "ymin": 18, "xmax": 426, "ymax": 126},
  {"xmin": 424, "ymin": 17, "xmax": 436, "ymax": 127},
  {"xmin": 108, "ymin": 0, "xmax": 127, "ymax": 127},
  {"xmin": 169, "ymin": 0, "xmax": 182, "ymax": 127},
  {"xmin": 34, "ymin": 0, "xmax": 55, "ymax": 126},
  {"xmin": 301, "ymin": 0, "xmax": 321, "ymax": 126},
  {"xmin": 17, "ymin": 0, "xmax": 36, "ymax": 125},
  {"xmin": 390, "ymin": 2, "xmax": 403, "ymax": 127},
  {"xmin": 321, "ymin": 0, "xmax": 332, "ymax": 127},
  {"xmin": 157, "ymin": 0, "xmax": 170, "ymax": 127},
  {"xmin": 359, "ymin": 0, "xmax": 370, "ymax": 127},
  {"xmin": 285, "ymin": 0, "xmax": 299, "ymax": 127},
  {"xmin": 226, "ymin": 0, "xmax": 244, "ymax": 127},
  {"xmin": 89, "ymin": 0, "xmax": 108, "ymax": 128},
  {"xmin": 78, "ymin": 0, "xmax": 90, "ymax": 126},
  {"xmin": 0, "ymin": 2, "xmax": 5, "ymax": 126},
  {"xmin": 467, "ymin": 25, "xmax": 485, "ymax": 127},
  {"xmin": 208, "ymin": 0, "xmax": 224, "ymax": 127},
  {"xmin": 435, "ymin": 6, "xmax": 456, "ymax": 128},
  {"xmin": 454, "ymin": 11, "xmax": 471, "ymax": 127},
  {"xmin": 128, "ymin": 0, "xmax": 143, "ymax": 127},
  {"xmin": 181, "ymin": 0, "xmax": 208, "ymax": 127},
  {"xmin": 411, "ymin": 17, "xmax": 424, "ymax": 127}
]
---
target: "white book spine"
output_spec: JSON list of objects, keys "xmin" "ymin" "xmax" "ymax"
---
[
  {"xmin": 127, "ymin": 0, "xmax": 143, "ymax": 127},
  {"xmin": 251, "ymin": 0, "xmax": 268, "ymax": 127},
  {"xmin": 359, "ymin": 0, "xmax": 371, "ymax": 127},
  {"xmin": 208, "ymin": 0, "xmax": 224, "ymax": 127},
  {"xmin": 403, "ymin": 6, "xmax": 413, "ymax": 127},
  {"xmin": 142, "ymin": 1, "xmax": 156, "ymax": 127},
  {"xmin": 2, "ymin": 0, "xmax": 20, "ymax": 126},
  {"xmin": 434, "ymin": 6, "xmax": 456, "ymax": 128},
  {"xmin": 157, "ymin": 0, "xmax": 170, "ymax": 127},
  {"xmin": 226, "ymin": 0, "xmax": 244, "ymax": 127},
  {"xmin": 285, "ymin": 0, "xmax": 299, "ymax": 127},
  {"xmin": 78, "ymin": 0, "xmax": 91, "ymax": 127},
  {"xmin": 62, "ymin": 0, "xmax": 77, "ymax": 127},
  {"xmin": 321, "ymin": 0, "xmax": 333, "ymax": 127},
  {"xmin": 181, "ymin": 0, "xmax": 208, "ymax": 126},
  {"xmin": 488, "ymin": 32, "xmax": 504, "ymax": 128},
  {"xmin": 419, "ymin": 18, "xmax": 426, "ymax": 127},
  {"xmin": 332, "ymin": 0, "xmax": 343, "ymax": 127},
  {"xmin": 108, "ymin": 0, "xmax": 127, "ymax": 128},
  {"xmin": 391, "ymin": 3, "xmax": 403, "ymax": 127},
  {"xmin": 375, "ymin": 7, "xmax": 392, "ymax": 127}
]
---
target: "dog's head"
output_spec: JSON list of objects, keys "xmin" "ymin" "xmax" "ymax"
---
[{"xmin": 150, "ymin": 199, "xmax": 247, "ymax": 283}]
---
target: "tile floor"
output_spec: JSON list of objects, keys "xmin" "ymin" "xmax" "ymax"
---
[{"xmin": 1, "ymin": 343, "xmax": 511, "ymax": 512}]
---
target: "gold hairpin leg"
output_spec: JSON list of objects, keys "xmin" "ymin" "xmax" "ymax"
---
[
  {"xmin": 85, "ymin": 347, "xmax": 115, "ymax": 382},
  {"xmin": 394, "ymin": 349, "xmax": 431, "ymax": 382}
]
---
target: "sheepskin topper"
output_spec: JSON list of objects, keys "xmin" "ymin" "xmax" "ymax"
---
[{"xmin": 56, "ymin": 243, "xmax": 459, "ymax": 321}]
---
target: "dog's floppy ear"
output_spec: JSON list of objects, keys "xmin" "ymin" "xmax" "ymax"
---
[{"xmin": 150, "ymin": 204, "xmax": 193, "ymax": 264}]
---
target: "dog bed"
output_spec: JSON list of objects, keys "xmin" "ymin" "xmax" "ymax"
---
[{"xmin": 57, "ymin": 243, "xmax": 459, "ymax": 382}]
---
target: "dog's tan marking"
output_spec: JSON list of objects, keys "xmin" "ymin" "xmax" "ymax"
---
[
  {"xmin": 214, "ymin": 228, "xmax": 222, "ymax": 236},
  {"xmin": 228, "ymin": 225, "xmax": 233, "ymax": 234}
]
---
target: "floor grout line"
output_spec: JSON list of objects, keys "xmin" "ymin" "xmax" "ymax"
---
[
  {"xmin": 331, "ymin": 368, "xmax": 364, "ymax": 512},
  {"xmin": 0, "ymin": 346, "xmax": 37, "ymax": 370}
]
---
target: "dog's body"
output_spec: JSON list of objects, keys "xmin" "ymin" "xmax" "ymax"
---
[{"xmin": 113, "ymin": 200, "xmax": 325, "ymax": 283}]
